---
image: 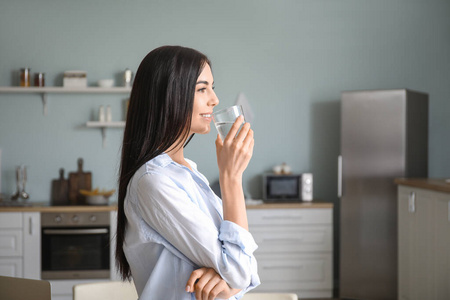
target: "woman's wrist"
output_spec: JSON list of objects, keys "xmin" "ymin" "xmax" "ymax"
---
[{"xmin": 219, "ymin": 171, "xmax": 242, "ymax": 185}]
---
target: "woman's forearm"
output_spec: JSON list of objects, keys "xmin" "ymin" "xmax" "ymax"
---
[{"xmin": 220, "ymin": 173, "xmax": 248, "ymax": 231}]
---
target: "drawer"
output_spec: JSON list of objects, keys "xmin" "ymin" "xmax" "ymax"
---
[
  {"xmin": 256, "ymin": 253, "xmax": 332, "ymax": 290},
  {"xmin": 248, "ymin": 208, "xmax": 332, "ymax": 226},
  {"xmin": 0, "ymin": 229, "xmax": 23, "ymax": 256},
  {"xmin": 251, "ymin": 225, "xmax": 332, "ymax": 253},
  {"xmin": 0, "ymin": 212, "xmax": 23, "ymax": 228},
  {"xmin": 0, "ymin": 257, "xmax": 23, "ymax": 277}
]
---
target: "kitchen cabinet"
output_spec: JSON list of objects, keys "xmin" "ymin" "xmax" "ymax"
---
[
  {"xmin": 0, "ymin": 212, "xmax": 40, "ymax": 279},
  {"xmin": 247, "ymin": 207, "xmax": 333, "ymax": 298},
  {"xmin": 398, "ymin": 185, "xmax": 450, "ymax": 300}
]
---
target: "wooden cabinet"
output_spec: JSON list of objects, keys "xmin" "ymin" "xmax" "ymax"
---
[
  {"xmin": 248, "ymin": 207, "xmax": 333, "ymax": 298},
  {"xmin": 398, "ymin": 186, "xmax": 450, "ymax": 300},
  {"xmin": 0, "ymin": 212, "xmax": 40, "ymax": 279}
]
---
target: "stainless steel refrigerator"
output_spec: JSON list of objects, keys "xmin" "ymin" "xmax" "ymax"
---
[{"xmin": 338, "ymin": 89, "xmax": 428, "ymax": 300}]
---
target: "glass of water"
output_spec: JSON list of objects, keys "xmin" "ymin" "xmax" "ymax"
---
[{"xmin": 212, "ymin": 105, "xmax": 245, "ymax": 140}]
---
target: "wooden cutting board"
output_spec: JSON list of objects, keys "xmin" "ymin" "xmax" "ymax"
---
[
  {"xmin": 51, "ymin": 168, "xmax": 69, "ymax": 206},
  {"xmin": 68, "ymin": 158, "xmax": 92, "ymax": 205}
]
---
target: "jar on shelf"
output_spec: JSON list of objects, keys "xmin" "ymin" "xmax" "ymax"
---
[
  {"xmin": 20, "ymin": 68, "xmax": 31, "ymax": 87},
  {"xmin": 34, "ymin": 72, "xmax": 45, "ymax": 87}
]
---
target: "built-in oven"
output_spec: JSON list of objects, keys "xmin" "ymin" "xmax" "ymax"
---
[{"xmin": 41, "ymin": 211, "xmax": 110, "ymax": 280}]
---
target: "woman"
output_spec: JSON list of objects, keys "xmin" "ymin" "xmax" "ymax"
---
[{"xmin": 116, "ymin": 45, "xmax": 260, "ymax": 300}]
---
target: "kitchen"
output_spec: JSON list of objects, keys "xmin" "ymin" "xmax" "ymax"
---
[{"xmin": 1, "ymin": 1, "xmax": 450, "ymax": 300}]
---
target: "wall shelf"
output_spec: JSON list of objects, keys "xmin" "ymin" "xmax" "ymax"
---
[
  {"xmin": 86, "ymin": 121, "xmax": 126, "ymax": 148},
  {"xmin": 0, "ymin": 86, "xmax": 131, "ymax": 115}
]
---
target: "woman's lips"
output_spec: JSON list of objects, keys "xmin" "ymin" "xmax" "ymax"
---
[{"xmin": 200, "ymin": 113, "xmax": 212, "ymax": 122}]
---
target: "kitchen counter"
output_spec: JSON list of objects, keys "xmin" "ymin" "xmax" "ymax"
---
[
  {"xmin": 246, "ymin": 200, "xmax": 333, "ymax": 209},
  {"xmin": 395, "ymin": 178, "xmax": 450, "ymax": 194},
  {"xmin": 0, "ymin": 202, "xmax": 118, "ymax": 212},
  {"xmin": 0, "ymin": 200, "xmax": 332, "ymax": 212}
]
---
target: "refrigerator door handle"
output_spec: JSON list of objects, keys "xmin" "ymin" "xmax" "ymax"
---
[
  {"xmin": 338, "ymin": 155, "xmax": 343, "ymax": 197},
  {"xmin": 408, "ymin": 192, "xmax": 416, "ymax": 213}
]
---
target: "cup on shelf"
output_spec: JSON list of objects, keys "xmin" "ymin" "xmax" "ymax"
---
[{"xmin": 98, "ymin": 79, "xmax": 114, "ymax": 88}]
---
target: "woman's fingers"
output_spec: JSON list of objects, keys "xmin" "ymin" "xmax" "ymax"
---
[
  {"xmin": 186, "ymin": 268, "xmax": 205, "ymax": 293},
  {"xmin": 187, "ymin": 268, "xmax": 238, "ymax": 300},
  {"xmin": 200, "ymin": 274, "xmax": 221, "ymax": 300},
  {"xmin": 192, "ymin": 268, "xmax": 221, "ymax": 300},
  {"xmin": 242, "ymin": 128, "xmax": 254, "ymax": 150},
  {"xmin": 234, "ymin": 121, "xmax": 251, "ymax": 143},
  {"xmin": 210, "ymin": 280, "xmax": 229, "ymax": 300},
  {"xmin": 223, "ymin": 115, "xmax": 244, "ymax": 143}
]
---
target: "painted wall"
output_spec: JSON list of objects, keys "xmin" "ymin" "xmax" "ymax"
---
[
  {"xmin": 1, "ymin": 1, "xmax": 449, "ymax": 203},
  {"xmin": 2, "ymin": 0, "xmax": 449, "ymax": 292}
]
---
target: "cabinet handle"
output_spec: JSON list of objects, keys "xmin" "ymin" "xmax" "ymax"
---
[
  {"xmin": 262, "ymin": 238, "xmax": 304, "ymax": 243},
  {"xmin": 338, "ymin": 155, "xmax": 343, "ymax": 197},
  {"xmin": 263, "ymin": 265, "xmax": 303, "ymax": 270},
  {"xmin": 29, "ymin": 217, "xmax": 33, "ymax": 235},
  {"xmin": 448, "ymin": 201, "xmax": 450, "ymax": 222},
  {"xmin": 262, "ymin": 215, "xmax": 302, "ymax": 220},
  {"xmin": 408, "ymin": 192, "xmax": 415, "ymax": 213}
]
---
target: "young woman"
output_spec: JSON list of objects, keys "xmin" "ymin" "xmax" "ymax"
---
[{"xmin": 116, "ymin": 46, "xmax": 260, "ymax": 300}]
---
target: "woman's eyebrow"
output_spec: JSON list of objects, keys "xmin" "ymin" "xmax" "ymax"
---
[{"xmin": 196, "ymin": 80, "xmax": 214, "ymax": 85}]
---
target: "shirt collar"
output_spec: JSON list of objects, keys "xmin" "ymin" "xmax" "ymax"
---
[{"xmin": 151, "ymin": 152, "xmax": 173, "ymax": 168}]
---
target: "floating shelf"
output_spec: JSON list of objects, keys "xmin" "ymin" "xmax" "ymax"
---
[
  {"xmin": 0, "ymin": 86, "xmax": 131, "ymax": 115},
  {"xmin": 86, "ymin": 121, "xmax": 126, "ymax": 128},
  {"xmin": 86, "ymin": 121, "xmax": 126, "ymax": 148}
]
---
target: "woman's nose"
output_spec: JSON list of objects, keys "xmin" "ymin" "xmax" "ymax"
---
[{"xmin": 210, "ymin": 91, "xmax": 219, "ymax": 107}]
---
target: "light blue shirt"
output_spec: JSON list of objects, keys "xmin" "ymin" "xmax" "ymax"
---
[{"xmin": 124, "ymin": 153, "xmax": 260, "ymax": 300}]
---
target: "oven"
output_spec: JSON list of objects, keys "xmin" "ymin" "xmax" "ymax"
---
[{"xmin": 41, "ymin": 211, "xmax": 111, "ymax": 280}]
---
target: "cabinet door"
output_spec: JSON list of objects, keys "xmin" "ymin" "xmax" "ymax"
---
[
  {"xmin": 434, "ymin": 195, "xmax": 450, "ymax": 299},
  {"xmin": 398, "ymin": 188, "xmax": 412, "ymax": 300},
  {"xmin": 23, "ymin": 212, "xmax": 40, "ymax": 279},
  {"xmin": 0, "ymin": 258, "xmax": 23, "ymax": 277},
  {"xmin": 398, "ymin": 187, "xmax": 435, "ymax": 300},
  {"xmin": 411, "ymin": 189, "xmax": 435, "ymax": 300},
  {"xmin": 248, "ymin": 208, "xmax": 332, "ymax": 297},
  {"xmin": 0, "ymin": 229, "xmax": 23, "ymax": 256}
]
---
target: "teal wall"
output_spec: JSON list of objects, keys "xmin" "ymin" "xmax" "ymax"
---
[{"xmin": 1, "ymin": 0, "xmax": 450, "ymax": 204}]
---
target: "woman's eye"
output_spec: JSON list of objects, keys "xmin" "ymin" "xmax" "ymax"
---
[{"xmin": 197, "ymin": 88, "xmax": 206, "ymax": 93}]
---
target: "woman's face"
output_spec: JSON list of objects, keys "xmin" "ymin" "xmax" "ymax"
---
[{"xmin": 189, "ymin": 63, "xmax": 219, "ymax": 135}]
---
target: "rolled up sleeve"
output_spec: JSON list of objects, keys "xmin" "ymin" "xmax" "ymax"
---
[{"xmin": 219, "ymin": 220, "xmax": 260, "ymax": 293}]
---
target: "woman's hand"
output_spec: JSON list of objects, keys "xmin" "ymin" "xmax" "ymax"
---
[
  {"xmin": 215, "ymin": 115, "xmax": 254, "ymax": 179},
  {"xmin": 186, "ymin": 267, "xmax": 241, "ymax": 300}
]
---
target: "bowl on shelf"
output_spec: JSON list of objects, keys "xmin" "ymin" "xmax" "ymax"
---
[{"xmin": 97, "ymin": 79, "xmax": 114, "ymax": 88}]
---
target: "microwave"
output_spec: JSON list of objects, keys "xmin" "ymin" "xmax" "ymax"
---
[{"xmin": 262, "ymin": 173, "xmax": 313, "ymax": 202}]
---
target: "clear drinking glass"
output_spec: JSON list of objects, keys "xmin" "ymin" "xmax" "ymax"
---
[{"xmin": 212, "ymin": 105, "xmax": 245, "ymax": 140}]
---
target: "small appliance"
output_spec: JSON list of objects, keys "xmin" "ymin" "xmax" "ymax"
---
[{"xmin": 262, "ymin": 173, "xmax": 313, "ymax": 202}]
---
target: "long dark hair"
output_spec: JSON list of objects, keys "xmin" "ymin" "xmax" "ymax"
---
[{"xmin": 116, "ymin": 46, "xmax": 211, "ymax": 280}]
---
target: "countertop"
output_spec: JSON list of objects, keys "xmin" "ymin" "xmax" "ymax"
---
[
  {"xmin": 395, "ymin": 178, "xmax": 450, "ymax": 194},
  {"xmin": 0, "ymin": 200, "xmax": 332, "ymax": 212},
  {"xmin": 0, "ymin": 202, "xmax": 118, "ymax": 212}
]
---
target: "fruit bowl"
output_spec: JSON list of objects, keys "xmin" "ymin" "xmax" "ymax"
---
[{"xmin": 80, "ymin": 189, "xmax": 115, "ymax": 205}]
